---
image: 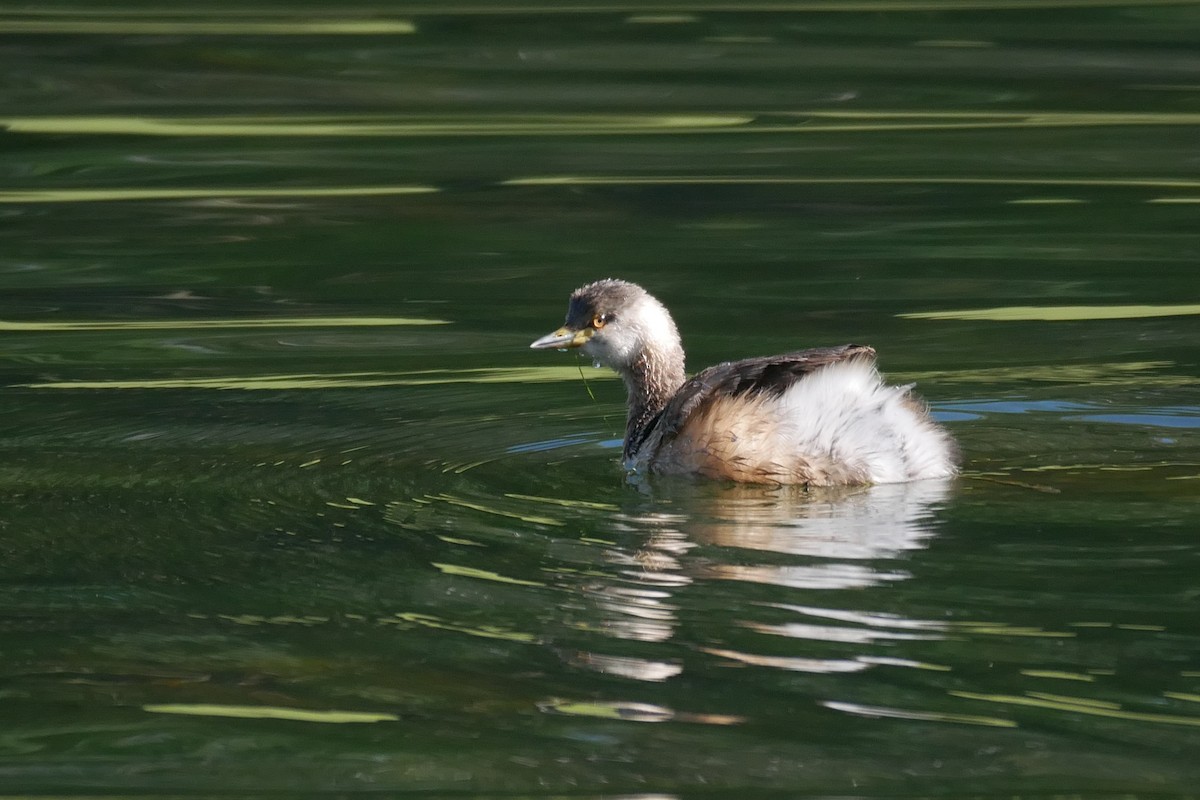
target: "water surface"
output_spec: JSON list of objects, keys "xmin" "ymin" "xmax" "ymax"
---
[{"xmin": 2, "ymin": 2, "xmax": 1199, "ymax": 797}]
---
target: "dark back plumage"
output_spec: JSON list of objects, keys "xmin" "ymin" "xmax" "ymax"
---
[{"xmin": 628, "ymin": 344, "xmax": 876, "ymax": 459}]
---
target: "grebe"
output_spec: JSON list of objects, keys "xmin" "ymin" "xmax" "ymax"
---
[{"xmin": 530, "ymin": 279, "xmax": 957, "ymax": 485}]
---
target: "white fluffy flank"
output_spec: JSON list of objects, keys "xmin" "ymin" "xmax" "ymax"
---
[{"xmin": 775, "ymin": 359, "xmax": 957, "ymax": 484}]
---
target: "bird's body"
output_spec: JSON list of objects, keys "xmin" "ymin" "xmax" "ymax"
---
[{"xmin": 531, "ymin": 279, "xmax": 957, "ymax": 486}]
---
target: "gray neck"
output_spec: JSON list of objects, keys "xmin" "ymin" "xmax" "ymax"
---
[{"xmin": 620, "ymin": 344, "xmax": 686, "ymax": 460}]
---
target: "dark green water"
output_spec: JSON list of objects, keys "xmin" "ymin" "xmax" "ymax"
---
[{"xmin": 2, "ymin": 2, "xmax": 1200, "ymax": 797}]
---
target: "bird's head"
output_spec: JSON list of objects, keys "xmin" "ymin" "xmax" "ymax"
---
[{"xmin": 530, "ymin": 279, "xmax": 680, "ymax": 373}]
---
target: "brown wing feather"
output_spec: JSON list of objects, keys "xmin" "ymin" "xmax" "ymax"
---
[{"xmin": 632, "ymin": 344, "xmax": 876, "ymax": 456}]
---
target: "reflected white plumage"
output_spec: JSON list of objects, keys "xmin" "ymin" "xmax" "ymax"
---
[{"xmin": 531, "ymin": 279, "xmax": 957, "ymax": 485}]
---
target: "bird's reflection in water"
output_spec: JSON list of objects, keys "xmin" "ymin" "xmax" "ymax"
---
[
  {"xmin": 566, "ymin": 479, "xmax": 953, "ymax": 681},
  {"xmin": 575, "ymin": 519, "xmax": 691, "ymax": 647},
  {"xmin": 688, "ymin": 479, "xmax": 953, "ymax": 589}
]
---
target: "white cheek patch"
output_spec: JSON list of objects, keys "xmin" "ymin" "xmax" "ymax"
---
[
  {"xmin": 631, "ymin": 297, "xmax": 677, "ymax": 348},
  {"xmin": 583, "ymin": 297, "xmax": 676, "ymax": 368},
  {"xmin": 581, "ymin": 336, "xmax": 628, "ymax": 372}
]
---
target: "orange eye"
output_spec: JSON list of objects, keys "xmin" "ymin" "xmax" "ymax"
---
[{"xmin": 592, "ymin": 315, "xmax": 607, "ymax": 329}]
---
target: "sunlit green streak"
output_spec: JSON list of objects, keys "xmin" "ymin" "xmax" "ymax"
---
[
  {"xmin": 504, "ymin": 492, "xmax": 620, "ymax": 511},
  {"xmin": 547, "ymin": 702, "xmax": 627, "ymax": 720},
  {"xmin": 432, "ymin": 495, "xmax": 564, "ymax": 527},
  {"xmin": 395, "ymin": 613, "xmax": 537, "ymax": 643},
  {"xmin": 858, "ymin": 657, "xmax": 952, "ymax": 672},
  {"xmin": 0, "ymin": 20, "xmax": 415, "ymax": 35},
  {"xmin": 899, "ymin": 361, "xmax": 1181, "ymax": 386},
  {"xmin": 28, "ymin": 0, "xmax": 1192, "ymax": 14},
  {"xmin": 0, "ymin": 186, "xmax": 437, "ymax": 204},
  {"xmin": 0, "ymin": 317, "xmax": 447, "ymax": 331},
  {"xmin": 443, "ymin": 459, "xmax": 496, "ymax": 474},
  {"xmin": 627, "ymin": 13, "xmax": 699, "ymax": 22},
  {"xmin": 809, "ymin": 110, "xmax": 1200, "ymax": 123},
  {"xmin": 7, "ymin": 110, "xmax": 1200, "ymax": 139},
  {"xmin": 1020, "ymin": 670, "xmax": 1096, "ymax": 682},
  {"xmin": 540, "ymin": 699, "xmax": 674, "ymax": 722},
  {"xmin": 914, "ymin": 39, "xmax": 994, "ymax": 47},
  {"xmin": 824, "ymin": 700, "xmax": 1017, "ymax": 728},
  {"xmin": 1166, "ymin": 692, "xmax": 1200, "ymax": 704},
  {"xmin": 1006, "ymin": 198, "xmax": 1087, "ymax": 205},
  {"xmin": 213, "ymin": 613, "xmax": 328, "ymax": 626},
  {"xmin": 1026, "ymin": 691, "xmax": 1119, "ymax": 709},
  {"xmin": 506, "ymin": 176, "xmax": 1200, "ymax": 190},
  {"xmin": 900, "ymin": 304, "xmax": 1200, "ymax": 321},
  {"xmin": 1, "ymin": 114, "xmax": 753, "ymax": 137},
  {"xmin": 432, "ymin": 563, "xmax": 547, "ymax": 587},
  {"xmin": 438, "ymin": 535, "xmax": 485, "ymax": 546},
  {"xmin": 963, "ymin": 474, "xmax": 1060, "ymax": 494},
  {"xmin": 952, "ymin": 691, "xmax": 1200, "ymax": 728},
  {"xmin": 949, "ymin": 622, "xmax": 1073, "ymax": 638},
  {"xmin": 143, "ymin": 704, "xmax": 397, "ymax": 723},
  {"xmin": 16, "ymin": 367, "xmax": 618, "ymax": 391},
  {"xmin": 1024, "ymin": 461, "xmax": 1198, "ymax": 473}
]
